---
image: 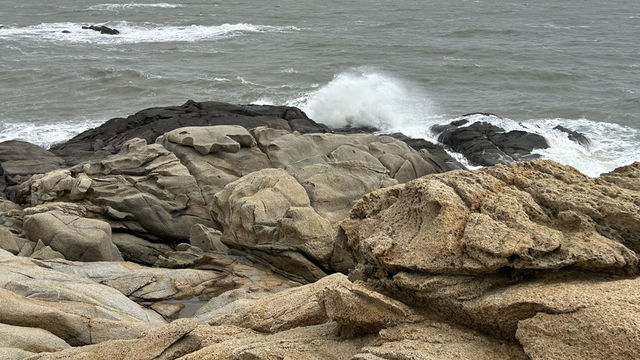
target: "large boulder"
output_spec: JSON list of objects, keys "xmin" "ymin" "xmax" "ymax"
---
[
  {"xmin": 23, "ymin": 211, "xmax": 122, "ymax": 262},
  {"xmin": 342, "ymin": 160, "xmax": 640, "ymax": 356},
  {"xmin": 212, "ymin": 168, "xmax": 329, "ymax": 282},
  {"xmin": 343, "ymin": 161, "xmax": 640, "ymax": 277}
]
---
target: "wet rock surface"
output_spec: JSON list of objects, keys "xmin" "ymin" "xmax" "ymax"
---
[
  {"xmin": 81, "ymin": 25, "xmax": 120, "ymax": 35},
  {"xmin": 434, "ymin": 117, "xmax": 549, "ymax": 166}
]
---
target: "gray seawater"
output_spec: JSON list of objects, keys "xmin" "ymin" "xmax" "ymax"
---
[{"xmin": 1, "ymin": 0, "xmax": 639, "ymax": 175}]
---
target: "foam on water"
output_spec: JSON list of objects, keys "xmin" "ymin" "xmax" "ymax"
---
[
  {"xmin": 0, "ymin": 22, "xmax": 299, "ymax": 44},
  {"xmin": 86, "ymin": 3, "xmax": 183, "ymax": 11},
  {"xmin": 292, "ymin": 70, "xmax": 640, "ymax": 177},
  {"xmin": 0, "ymin": 119, "xmax": 106, "ymax": 149}
]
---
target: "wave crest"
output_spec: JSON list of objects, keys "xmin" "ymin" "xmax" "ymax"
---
[
  {"xmin": 288, "ymin": 70, "xmax": 437, "ymax": 132},
  {"xmin": 0, "ymin": 22, "xmax": 299, "ymax": 44},
  {"xmin": 87, "ymin": 3, "xmax": 183, "ymax": 11}
]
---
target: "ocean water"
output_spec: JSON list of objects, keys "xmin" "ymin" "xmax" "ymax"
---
[{"xmin": 1, "ymin": 0, "xmax": 638, "ymax": 176}]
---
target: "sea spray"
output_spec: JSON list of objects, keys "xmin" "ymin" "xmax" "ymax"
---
[{"xmin": 288, "ymin": 69, "xmax": 438, "ymax": 132}]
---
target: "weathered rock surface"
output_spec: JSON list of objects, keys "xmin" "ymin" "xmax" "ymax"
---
[
  {"xmin": 434, "ymin": 117, "xmax": 549, "ymax": 166},
  {"xmin": 30, "ymin": 318, "xmax": 198, "ymax": 360},
  {"xmin": 342, "ymin": 160, "xmax": 640, "ymax": 357},
  {"xmin": 16, "ymin": 138, "xmax": 214, "ymax": 242},
  {"xmin": 112, "ymin": 233, "xmax": 173, "ymax": 266},
  {"xmin": 344, "ymin": 160, "xmax": 640, "ymax": 278},
  {"xmin": 206, "ymin": 273, "xmax": 416, "ymax": 336},
  {"xmin": 189, "ymin": 224, "xmax": 227, "ymax": 254},
  {"xmin": 0, "ymin": 227, "xmax": 19, "ymax": 254},
  {"xmin": 353, "ymin": 320, "xmax": 526, "ymax": 360},
  {"xmin": 180, "ymin": 322, "xmax": 373, "ymax": 360},
  {"xmin": 24, "ymin": 211, "xmax": 122, "ymax": 262},
  {"xmin": 0, "ymin": 323, "xmax": 70, "ymax": 353}
]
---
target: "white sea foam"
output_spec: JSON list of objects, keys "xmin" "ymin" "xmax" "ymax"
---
[
  {"xmin": 87, "ymin": 3, "xmax": 183, "ymax": 11},
  {"xmin": 0, "ymin": 22, "xmax": 299, "ymax": 44},
  {"xmin": 287, "ymin": 69, "xmax": 438, "ymax": 132},
  {"xmin": 291, "ymin": 70, "xmax": 640, "ymax": 177},
  {"xmin": 252, "ymin": 97, "xmax": 275, "ymax": 105},
  {"xmin": 0, "ymin": 119, "xmax": 106, "ymax": 149}
]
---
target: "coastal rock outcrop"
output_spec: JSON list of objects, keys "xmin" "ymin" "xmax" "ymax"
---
[
  {"xmin": 3, "ymin": 99, "xmax": 639, "ymax": 359},
  {"xmin": 342, "ymin": 160, "xmax": 640, "ymax": 357},
  {"xmin": 49, "ymin": 100, "xmax": 330, "ymax": 165},
  {"xmin": 433, "ymin": 117, "xmax": 549, "ymax": 166},
  {"xmin": 16, "ymin": 138, "xmax": 214, "ymax": 242}
]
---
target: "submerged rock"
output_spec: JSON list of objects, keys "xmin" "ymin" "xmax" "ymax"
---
[
  {"xmin": 553, "ymin": 124, "xmax": 590, "ymax": 146},
  {"xmin": 81, "ymin": 25, "xmax": 119, "ymax": 35}
]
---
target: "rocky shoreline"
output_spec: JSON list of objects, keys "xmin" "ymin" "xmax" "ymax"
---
[{"xmin": 0, "ymin": 101, "xmax": 638, "ymax": 359}]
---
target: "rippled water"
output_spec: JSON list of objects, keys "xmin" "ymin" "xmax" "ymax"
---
[{"xmin": 1, "ymin": 0, "xmax": 639, "ymax": 175}]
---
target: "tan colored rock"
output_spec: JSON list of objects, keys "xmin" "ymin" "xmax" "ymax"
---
[
  {"xmin": 342, "ymin": 160, "xmax": 640, "ymax": 355},
  {"xmin": 461, "ymin": 275, "xmax": 640, "ymax": 354},
  {"xmin": 112, "ymin": 233, "xmax": 173, "ymax": 266},
  {"xmin": 179, "ymin": 322, "xmax": 373, "ymax": 360},
  {"xmin": 24, "ymin": 211, "xmax": 122, "ymax": 262},
  {"xmin": 30, "ymin": 318, "xmax": 198, "ymax": 360},
  {"xmin": 189, "ymin": 224, "xmax": 227, "ymax": 253},
  {"xmin": 277, "ymin": 207, "xmax": 335, "ymax": 263},
  {"xmin": 207, "ymin": 273, "xmax": 415, "ymax": 335},
  {"xmin": 160, "ymin": 137, "xmax": 270, "ymax": 205},
  {"xmin": 0, "ymin": 287, "xmax": 158, "ymax": 346},
  {"xmin": 0, "ymin": 227, "xmax": 19, "ymax": 254},
  {"xmin": 516, "ymin": 302, "xmax": 640, "ymax": 360},
  {"xmin": 151, "ymin": 303, "xmax": 185, "ymax": 320},
  {"xmin": 353, "ymin": 320, "xmax": 526, "ymax": 360},
  {"xmin": 0, "ymin": 347, "xmax": 34, "ymax": 360},
  {"xmin": 290, "ymin": 162, "xmax": 397, "ymax": 223},
  {"xmin": 211, "ymin": 168, "xmax": 330, "ymax": 282},
  {"xmin": 164, "ymin": 126, "xmax": 255, "ymax": 155},
  {"xmin": 30, "ymin": 244, "xmax": 65, "ymax": 260},
  {"xmin": 213, "ymin": 168, "xmax": 311, "ymax": 246},
  {"xmin": 0, "ymin": 323, "xmax": 70, "ymax": 353},
  {"xmin": 343, "ymin": 160, "xmax": 640, "ymax": 278}
]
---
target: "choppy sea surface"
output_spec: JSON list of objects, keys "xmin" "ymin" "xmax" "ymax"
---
[{"xmin": 1, "ymin": 0, "xmax": 639, "ymax": 176}]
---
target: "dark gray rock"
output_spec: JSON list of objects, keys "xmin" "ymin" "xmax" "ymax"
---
[
  {"xmin": 554, "ymin": 125, "xmax": 590, "ymax": 146},
  {"xmin": 0, "ymin": 140, "xmax": 64, "ymax": 188},
  {"xmin": 434, "ymin": 118, "xmax": 549, "ymax": 166},
  {"xmin": 81, "ymin": 25, "xmax": 119, "ymax": 35},
  {"xmin": 50, "ymin": 100, "xmax": 330, "ymax": 165}
]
